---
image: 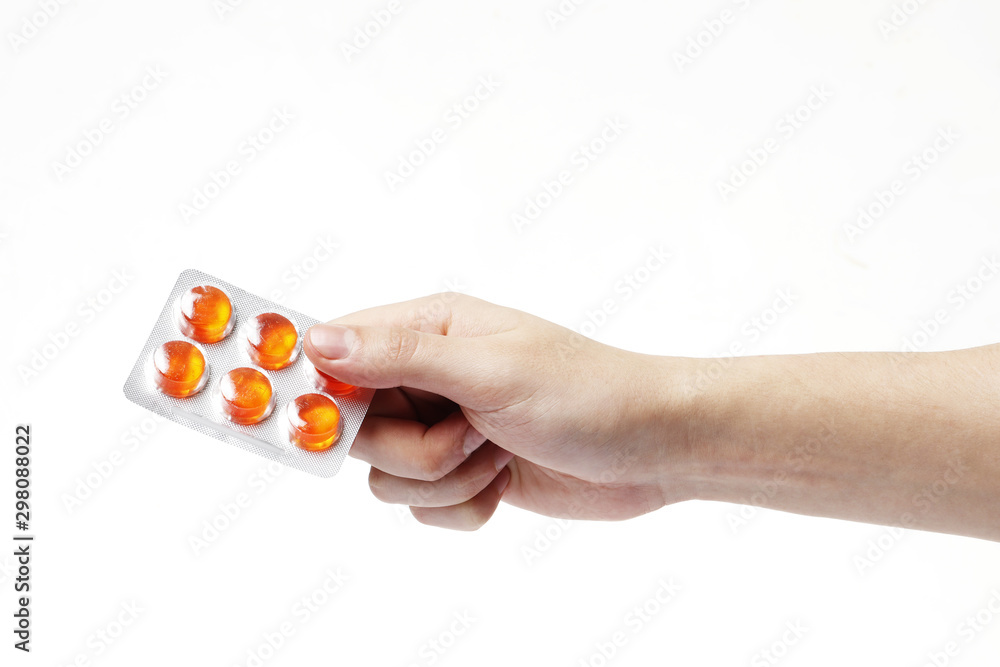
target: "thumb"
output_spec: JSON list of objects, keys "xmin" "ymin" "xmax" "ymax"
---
[{"xmin": 303, "ymin": 322, "xmax": 487, "ymax": 400}]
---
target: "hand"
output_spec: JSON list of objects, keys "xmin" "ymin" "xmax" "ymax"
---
[{"xmin": 302, "ymin": 293, "xmax": 693, "ymax": 531}]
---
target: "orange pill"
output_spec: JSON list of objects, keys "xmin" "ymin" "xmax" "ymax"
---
[
  {"xmin": 176, "ymin": 285, "xmax": 234, "ymax": 343},
  {"xmin": 305, "ymin": 364, "xmax": 358, "ymax": 396},
  {"xmin": 286, "ymin": 394, "xmax": 342, "ymax": 452},
  {"xmin": 152, "ymin": 341, "xmax": 208, "ymax": 398},
  {"xmin": 245, "ymin": 313, "xmax": 299, "ymax": 370},
  {"xmin": 217, "ymin": 367, "xmax": 275, "ymax": 425}
]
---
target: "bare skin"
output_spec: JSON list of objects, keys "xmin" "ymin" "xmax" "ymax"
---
[{"xmin": 302, "ymin": 293, "xmax": 1000, "ymax": 540}]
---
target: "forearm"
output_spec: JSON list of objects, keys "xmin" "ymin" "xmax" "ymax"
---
[{"xmin": 668, "ymin": 346, "xmax": 1000, "ymax": 541}]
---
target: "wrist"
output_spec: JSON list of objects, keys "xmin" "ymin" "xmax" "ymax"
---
[
  {"xmin": 647, "ymin": 354, "xmax": 778, "ymax": 507},
  {"xmin": 632, "ymin": 354, "xmax": 709, "ymax": 507}
]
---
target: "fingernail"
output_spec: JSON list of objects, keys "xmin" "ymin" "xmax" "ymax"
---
[
  {"xmin": 496, "ymin": 467, "xmax": 511, "ymax": 497},
  {"xmin": 309, "ymin": 324, "xmax": 355, "ymax": 360},
  {"xmin": 462, "ymin": 426, "xmax": 487, "ymax": 457},
  {"xmin": 494, "ymin": 447, "xmax": 514, "ymax": 472}
]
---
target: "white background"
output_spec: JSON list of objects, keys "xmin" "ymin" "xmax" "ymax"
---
[{"xmin": 2, "ymin": 0, "xmax": 1000, "ymax": 665}]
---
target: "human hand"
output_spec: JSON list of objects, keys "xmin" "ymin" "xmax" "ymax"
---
[{"xmin": 302, "ymin": 294, "xmax": 693, "ymax": 530}]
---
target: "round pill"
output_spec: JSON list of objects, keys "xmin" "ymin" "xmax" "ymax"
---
[
  {"xmin": 305, "ymin": 363, "xmax": 358, "ymax": 396},
  {"xmin": 152, "ymin": 341, "xmax": 208, "ymax": 398},
  {"xmin": 286, "ymin": 393, "xmax": 343, "ymax": 452},
  {"xmin": 217, "ymin": 367, "xmax": 275, "ymax": 425},
  {"xmin": 176, "ymin": 285, "xmax": 234, "ymax": 343},
  {"xmin": 245, "ymin": 313, "xmax": 299, "ymax": 370}
]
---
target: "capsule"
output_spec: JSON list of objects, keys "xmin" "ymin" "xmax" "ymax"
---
[
  {"xmin": 305, "ymin": 363, "xmax": 358, "ymax": 396},
  {"xmin": 176, "ymin": 285, "xmax": 234, "ymax": 344},
  {"xmin": 151, "ymin": 341, "xmax": 208, "ymax": 398},
  {"xmin": 216, "ymin": 367, "xmax": 275, "ymax": 425},
  {"xmin": 286, "ymin": 394, "xmax": 343, "ymax": 452},
  {"xmin": 244, "ymin": 313, "xmax": 299, "ymax": 370}
]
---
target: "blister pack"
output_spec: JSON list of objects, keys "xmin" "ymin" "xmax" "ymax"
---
[{"xmin": 123, "ymin": 269, "xmax": 373, "ymax": 478}]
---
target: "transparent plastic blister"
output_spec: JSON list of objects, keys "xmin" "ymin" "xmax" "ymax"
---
[{"xmin": 123, "ymin": 269, "xmax": 374, "ymax": 478}]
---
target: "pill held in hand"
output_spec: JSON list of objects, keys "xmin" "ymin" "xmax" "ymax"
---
[
  {"xmin": 176, "ymin": 285, "xmax": 234, "ymax": 343},
  {"xmin": 305, "ymin": 363, "xmax": 358, "ymax": 396},
  {"xmin": 151, "ymin": 340, "xmax": 208, "ymax": 398},
  {"xmin": 286, "ymin": 393, "xmax": 343, "ymax": 452},
  {"xmin": 216, "ymin": 367, "xmax": 275, "ymax": 425},
  {"xmin": 244, "ymin": 312, "xmax": 299, "ymax": 370}
]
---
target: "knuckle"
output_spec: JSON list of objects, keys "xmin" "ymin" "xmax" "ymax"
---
[
  {"xmin": 436, "ymin": 291, "xmax": 463, "ymax": 305},
  {"xmin": 410, "ymin": 293, "xmax": 459, "ymax": 331},
  {"xmin": 416, "ymin": 449, "xmax": 451, "ymax": 482}
]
